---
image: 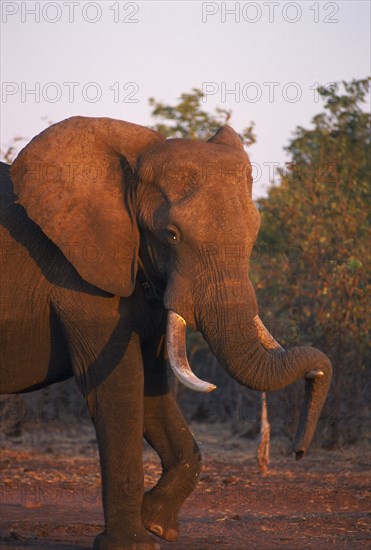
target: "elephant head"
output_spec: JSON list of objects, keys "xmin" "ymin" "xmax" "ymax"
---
[{"xmin": 11, "ymin": 116, "xmax": 332, "ymax": 459}]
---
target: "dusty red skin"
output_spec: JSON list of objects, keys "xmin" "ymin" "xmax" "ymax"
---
[{"xmin": 2, "ymin": 118, "xmax": 333, "ymax": 550}]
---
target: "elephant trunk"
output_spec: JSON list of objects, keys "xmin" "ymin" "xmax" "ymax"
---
[{"xmin": 167, "ymin": 298, "xmax": 332, "ymax": 459}]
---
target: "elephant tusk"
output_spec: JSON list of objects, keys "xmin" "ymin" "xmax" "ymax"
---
[
  {"xmin": 254, "ymin": 316, "xmax": 324, "ymax": 379},
  {"xmin": 254, "ymin": 315, "xmax": 284, "ymax": 351},
  {"xmin": 305, "ymin": 369, "xmax": 325, "ymax": 379},
  {"xmin": 166, "ymin": 310, "xmax": 217, "ymax": 393}
]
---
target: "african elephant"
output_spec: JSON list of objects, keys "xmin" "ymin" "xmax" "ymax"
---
[{"xmin": 0, "ymin": 117, "xmax": 332, "ymax": 550}]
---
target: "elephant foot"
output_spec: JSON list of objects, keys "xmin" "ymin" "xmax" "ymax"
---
[
  {"xmin": 93, "ymin": 530, "xmax": 162, "ymax": 550},
  {"xmin": 141, "ymin": 490, "xmax": 179, "ymax": 542}
]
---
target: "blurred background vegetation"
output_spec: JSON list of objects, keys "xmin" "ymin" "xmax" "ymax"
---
[
  {"xmin": 1, "ymin": 78, "xmax": 369, "ymax": 453},
  {"xmin": 149, "ymin": 78, "xmax": 370, "ymax": 451}
]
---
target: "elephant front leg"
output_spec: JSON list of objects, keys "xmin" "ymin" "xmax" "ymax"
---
[
  {"xmin": 75, "ymin": 332, "xmax": 161, "ymax": 550},
  {"xmin": 141, "ymin": 335, "xmax": 202, "ymax": 542}
]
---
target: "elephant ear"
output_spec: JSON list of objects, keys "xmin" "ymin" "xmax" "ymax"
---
[
  {"xmin": 10, "ymin": 116, "xmax": 165, "ymax": 296},
  {"xmin": 208, "ymin": 125, "xmax": 244, "ymax": 151}
]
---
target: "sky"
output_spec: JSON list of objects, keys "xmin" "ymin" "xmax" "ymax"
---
[{"xmin": 1, "ymin": 0, "xmax": 370, "ymax": 197}]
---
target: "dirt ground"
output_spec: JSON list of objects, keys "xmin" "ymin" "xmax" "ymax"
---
[{"xmin": 0, "ymin": 422, "xmax": 370, "ymax": 550}]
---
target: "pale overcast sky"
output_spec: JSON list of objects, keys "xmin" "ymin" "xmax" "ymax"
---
[{"xmin": 1, "ymin": 1, "xmax": 370, "ymax": 196}]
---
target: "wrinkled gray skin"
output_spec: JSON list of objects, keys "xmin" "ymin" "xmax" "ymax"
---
[{"xmin": 0, "ymin": 117, "xmax": 332, "ymax": 550}]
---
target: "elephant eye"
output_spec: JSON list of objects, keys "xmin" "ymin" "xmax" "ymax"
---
[{"xmin": 165, "ymin": 227, "xmax": 180, "ymax": 244}]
